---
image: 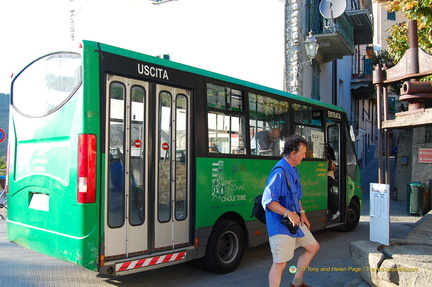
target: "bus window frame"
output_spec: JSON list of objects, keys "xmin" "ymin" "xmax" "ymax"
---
[
  {"xmin": 291, "ymin": 102, "xmax": 325, "ymax": 160},
  {"xmin": 248, "ymin": 91, "xmax": 291, "ymax": 158},
  {"xmin": 107, "ymin": 80, "xmax": 127, "ymax": 229},
  {"xmin": 206, "ymin": 82, "xmax": 247, "ymax": 156}
]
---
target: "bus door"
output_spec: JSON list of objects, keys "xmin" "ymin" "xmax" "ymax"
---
[
  {"xmin": 104, "ymin": 76, "xmax": 191, "ymax": 260},
  {"xmin": 105, "ymin": 75, "xmax": 149, "ymax": 258},
  {"xmin": 153, "ymin": 84, "xmax": 190, "ymax": 250},
  {"xmin": 326, "ymin": 121, "xmax": 342, "ymax": 223}
]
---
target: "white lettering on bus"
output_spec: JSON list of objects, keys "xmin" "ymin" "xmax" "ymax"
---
[
  {"xmin": 137, "ymin": 64, "xmax": 169, "ymax": 80},
  {"xmin": 328, "ymin": 110, "xmax": 341, "ymax": 120}
]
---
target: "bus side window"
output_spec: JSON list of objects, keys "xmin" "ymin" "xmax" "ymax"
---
[
  {"xmin": 292, "ymin": 104, "xmax": 325, "ymax": 158},
  {"xmin": 207, "ymin": 83, "xmax": 246, "ymax": 155},
  {"xmin": 345, "ymin": 125, "xmax": 357, "ymax": 180},
  {"xmin": 248, "ymin": 92, "xmax": 290, "ymax": 157}
]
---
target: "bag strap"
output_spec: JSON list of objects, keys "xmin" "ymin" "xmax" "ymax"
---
[{"xmin": 271, "ymin": 166, "xmax": 298, "ymax": 213}]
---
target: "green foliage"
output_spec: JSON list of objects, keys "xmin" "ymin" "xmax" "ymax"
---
[
  {"xmin": 386, "ymin": 0, "xmax": 432, "ymax": 63},
  {"xmin": 0, "ymin": 156, "xmax": 6, "ymax": 171},
  {"xmin": 372, "ymin": 50, "xmax": 396, "ymax": 68}
]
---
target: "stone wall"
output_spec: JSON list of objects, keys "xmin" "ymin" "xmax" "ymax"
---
[
  {"xmin": 394, "ymin": 128, "xmax": 432, "ymax": 212},
  {"xmin": 393, "ymin": 129, "xmax": 413, "ymax": 201},
  {"xmin": 284, "ymin": 0, "xmax": 303, "ymax": 95}
]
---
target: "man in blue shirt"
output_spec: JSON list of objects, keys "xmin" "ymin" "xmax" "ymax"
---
[{"xmin": 262, "ymin": 135, "xmax": 320, "ymax": 287}]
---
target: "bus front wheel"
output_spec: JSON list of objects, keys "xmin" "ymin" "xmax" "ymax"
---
[
  {"xmin": 203, "ymin": 219, "xmax": 245, "ymax": 274},
  {"xmin": 343, "ymin": 200, "xmax": 360, "ymax": 232}
]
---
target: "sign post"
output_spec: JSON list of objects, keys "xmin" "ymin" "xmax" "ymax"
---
[{"xmin": 370, "ymin": 183, "xmax": 390, "ymax": 245}]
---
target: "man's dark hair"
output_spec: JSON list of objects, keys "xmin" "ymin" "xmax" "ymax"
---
[{"xmin": 282, "ymin": 135, "xmax": 308, "ymax": 156}]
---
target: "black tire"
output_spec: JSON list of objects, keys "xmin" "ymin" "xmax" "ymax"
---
[
  {"xmin": 343, "ymin": 200, "xmax": 360, "ymax": 232},
  {"xmin": 203, "ymin": 219, "xmax": 245, "ymax": 274}
]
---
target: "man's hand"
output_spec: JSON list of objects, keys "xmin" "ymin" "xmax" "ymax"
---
[
  {"xmin": 288, "ymin": 211, "xmax": 300, "ymax": 226},
  {"xmin": 300, "ymin": 213, "xmax": 311, "ymax": 229}
]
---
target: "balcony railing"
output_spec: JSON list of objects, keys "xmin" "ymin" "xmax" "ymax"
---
[
  {"xmin": 352, "ymin": 56, "xmax": 373, "ymax": 79},
  {"xmin": 306, "ymin": 0, "xmax": 373, "ymax": 62},
  {"xmin": 351, "ymin": 54, "xmax": 374, "ymax": 100},
  {"xmin": 314, "ymin": 13, "xmax": 355, "ymax": 62},
  {"xmin": 331, "ymin": 13, "xmax": 355, "ymax": 49}
]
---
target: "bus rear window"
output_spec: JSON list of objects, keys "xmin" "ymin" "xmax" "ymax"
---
[{"xmin": 12, "ymin": 53, "xmax": 82, "ymax": 117}]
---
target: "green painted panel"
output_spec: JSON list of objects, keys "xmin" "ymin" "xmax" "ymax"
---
[
  {"xmin": 297, "ymin": 161, "xmax": 328, "ymax": 211},
  {"xmin": 7, "ymin": 44, "xmax": 102, "ymax": 271},
  {"xmin": 195, "ymin": 157, "xmax": 327, "ymax": 228}
]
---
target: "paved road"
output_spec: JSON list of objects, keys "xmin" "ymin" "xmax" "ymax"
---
[
  {"xmin": 0, "ymin": 218, "xmax": 361, "ymax": 287},
  {"xmin": 0, "ymin": 198, "xmax": 420, "ymax": 287},
  {"xmin": 0, "ymin": 158, "xmax": 422, "ymax": 287}
]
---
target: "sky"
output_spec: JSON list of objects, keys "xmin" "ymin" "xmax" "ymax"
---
[{"xmin": 0, "ymin": 0, "xmax": 285, "ymax": 94}]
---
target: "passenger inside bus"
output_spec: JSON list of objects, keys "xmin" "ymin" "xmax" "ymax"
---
[
  {"xmin": 209, "ymin": 142, "xmax": 220, "ymax": 153},
  {"xmin": 109, "ymin": 148, "xmax": 143, "ymax": 224},
  {"xmin": 108, "ymin": 148, "xmax": 124, "ymax": 226},
  {"xmin": 109, "ymin": 148, "xmax": 123, "ymax": 193},
  {"xmin": 327, "ymin": 144, "xmax": 340, "ymax": 220},
  {"xmin": 251, "ymin": 127, "xmax": 280, "ymax": 156}
]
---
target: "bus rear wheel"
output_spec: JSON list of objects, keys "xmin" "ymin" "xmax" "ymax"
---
[
  {"xmin": 343, "ymin": 200, "xmax": 360, "ymax": 232},
  {"xmin": 203, "ymin": 219, "xmax": 245, "ymax": 274}
]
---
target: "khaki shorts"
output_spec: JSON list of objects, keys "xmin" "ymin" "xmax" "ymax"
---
[{"xmin": 269, "ymin": 224, "xmax": 317, "ymax": 263}]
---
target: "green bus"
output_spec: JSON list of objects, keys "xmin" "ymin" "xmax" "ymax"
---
[{"xmin": 7, "ymin": 40, "xmax": 362, "ymax": 276}]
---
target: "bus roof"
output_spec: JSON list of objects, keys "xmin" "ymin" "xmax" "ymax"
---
[{"xmin": 86, "ymin": 40, "xmax": 345, "ymax": 113}]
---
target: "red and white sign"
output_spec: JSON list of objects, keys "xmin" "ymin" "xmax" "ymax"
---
[
  {"xmin": 0, "ymin": 129, "xmax": 5, "ymax": 143},
  {"xmin": 115, "ymin": 251, "xmax": 186, "ymax": 272},
  {"xmin": 134, "ymin": 139, "xmax": 142, "ymax": 148},
  {"xmin": 162, "ymin": 142, "xmax": 169, "ymax": 150},
  {"xmin": 418, "ymin": 148, "xmax": 432, "ymax": 163}
]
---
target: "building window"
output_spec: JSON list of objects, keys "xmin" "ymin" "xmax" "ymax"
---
[
  {"xmin": 387, "ymin": 12, "xmax": 396, "ymax": 21},
  {"xmin": 306, "ymin": 0, "xmax": 323, "ymax": 33}
]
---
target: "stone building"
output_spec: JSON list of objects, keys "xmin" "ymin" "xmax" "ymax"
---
[
  {"xmin": 372, "ymin": 2, "xmax": 432, "ymax": 210},
  {"xmin": 283, "ymin": 0, "xmax": 374, "ymax": 168}
]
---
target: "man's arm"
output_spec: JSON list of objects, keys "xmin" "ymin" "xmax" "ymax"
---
[
  {"xmin": 299, "ymin": 201, "xmax": 311, "ymax": 229},
  {"xmin": 267, "ymin": 201, "xmax": 301, "ymax": 226}
]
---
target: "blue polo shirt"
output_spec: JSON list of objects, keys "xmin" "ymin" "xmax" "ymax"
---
[{"xmin": 262, "ymin": 158, "xmax": 305, "ymax": 237}]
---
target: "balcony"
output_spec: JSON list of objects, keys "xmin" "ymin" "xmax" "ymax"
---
[
  {"xmin": 309, "ymin": 0, "xmax": 373, "ymax": 63},
  {"xmin": 314, "ymin": 13, "xmax": 355, "ymax": 63},
  {"xmin": 353, "ymin": 56, "xmax": 373, "ymax": 79},
  {"xmin": 351, "ymin": 52, "xmax": 374, "ymax": 99},
  {"xmin": 346, "ymin": 9, "xmax": 373, "ymax": 45}
]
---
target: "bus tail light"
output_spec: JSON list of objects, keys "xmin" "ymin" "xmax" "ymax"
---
[
  {"xmin": 100, "ymin": 254, "xmax": 105, "ymax": 266},
  {"xmin": 77, "ymin": 134, "xmax": 96, "ymax": 203}
]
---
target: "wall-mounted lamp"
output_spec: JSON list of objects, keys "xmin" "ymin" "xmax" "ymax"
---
[
  {"xmin": 298, "ymin": 31, "xmax": 319, "ymax": 69},
  {"xmin": 304, "ymin": 31, "xmax": 319, "ymax": 60}
]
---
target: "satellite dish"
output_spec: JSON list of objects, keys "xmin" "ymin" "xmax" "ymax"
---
[{"xmin": 319, "ymin": 0, "xmax": 346, "ymax": 20}]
